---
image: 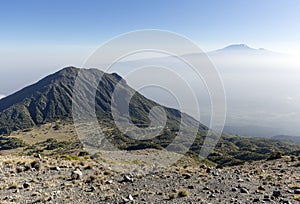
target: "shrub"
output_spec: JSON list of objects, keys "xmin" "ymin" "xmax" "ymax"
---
[
  {"xmin": 53, "ymin": 124, "xmax": 61, "ymax": 130},
  {"xmin": 177, "ymin": 189, "xmax": 189, "ymax": 197},
  {"xmin": 267, "ymin": 151, "xmax": 283, "ymax": 161},
  {"xmin": 61, "ymin": 154, "xmax": 85, "ymax": 161},
  {"xmin": 0, "ymin": 136, "xmax": 25, "ymax": 150}
]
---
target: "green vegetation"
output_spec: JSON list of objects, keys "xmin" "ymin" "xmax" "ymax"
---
[
  {"xmin": 59, "ymin": 154, "xmax": 86, "ymax": 161},
  {"xmin": 23, "ymin": 137, "xmax": 82, "ymax": 156},
  {"xmin": 0, "ymin": 136, "xmax": 25, "ymax": 150},
  {"xmin": 267, "ymin": 151, "xmax": 283, "ymax": 160}
]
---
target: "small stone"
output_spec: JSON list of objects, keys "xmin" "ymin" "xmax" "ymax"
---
[
  {"xmin": 90, "ymin": 185, "xmax": 97, "ymax": 192},
  {"xmin": 258, "ymin": 186, "xmax": 266, "ymax": 191},
  {"xmin": 71, "ymin": 169, "xmax": 83, "ymax": 180},
  {"xmin": 188, "ymin": 185, "xmax": 194, "ymax": 189},
  {"xmin": 272, "ymin": 190, "xmax": 281, "ymax": 197},
  {"xmin": 280, "ymin": 199, "xmax": 291, "ymax": 204},
  {"xmin": 231, "ymin": 187, "xmax": 238, "ymax": 192},
  {"xmin": 263, "ymin": 195, "xmax": 271, "ymax": 202},
  {"xmin": 294, "ymin": 189, "xmax": 300, "ymax": 194},
  {"xmin": 122, "ymin": 197, "xmax": 129, "ymax": 202},
  {"xmin": 34, "ymin": 154, "xmax": 42, "ymax": 159},
  {"xmin": 240, "ymin": 188, "xmax": 249, "ymax": 194},
  {"xmin": 203, "ymin": 186, "xmax": 210, "ymax": 191},
  {"xmin": 30, "ymin": 161, "xmax": 41, "ymax": 171},
  {"xmin": 212, "ymin": 171, "xmax": 219, "ymax": 176},
  {"xmin": 128, "ymin": 194, "xmax": 134, "ymax": 201},
  {"xmin": 50, "ymin": 166, "xmax": 61, "ymax": 171},
  {"xmin": 31, "ymin": 192, "xmax": 40, "ymax": 197},
  {"xmin": 182, "ymin": 173, "xmax": 191, "ymax": 179},
  {"xmin": 46, "ymin": 196, "xmax": 53, "ymax": 202},
  {"xmin": 16, "ymin": 166, "xmax": 24, "ymax": 173},
  {"xmin": 123, "ymin": 175, "xmax": 134, "ymax": 183},
  {"xmin": 200, "ymin": 164, "xmax": 207, "ymax": 169},
  {"xmin": 23, "ymin": 182, "xmax": 30, "ymax": 189},
  {"xmin": 156, "ymin": 191, "xmax": 163, "ymax": 195},
  {"xmin": 206, "ymin": 167, "xmax": 212, "ymax": 173},
  {"xmin": 106, "ymin": 180, "xmax": 113, "ymax": 184}
]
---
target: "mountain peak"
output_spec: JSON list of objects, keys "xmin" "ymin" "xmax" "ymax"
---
[
  {"xmin": 0, "ymin": 67, "xmax": 203, "ymax": 135},
  {"xmin": 208, "ymin": 44, "xmax": 276, "ymax": 55},
  {"xmin": 222, "ymin": 44, "xmax": 255, "ymax": 51}
]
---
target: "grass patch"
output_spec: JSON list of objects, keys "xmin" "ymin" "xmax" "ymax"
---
[{"xmin": 60, "ymin": 154, "xmax": 85, "ymax": 161}]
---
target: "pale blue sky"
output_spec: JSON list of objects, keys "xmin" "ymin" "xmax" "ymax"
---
[
  {"xmin": 1, "ymin": 0, "xmax": 300, "ymax": 52},
  {"xmin": 1, "ymin": 0, "xmax": 300, "ymax": 94}
]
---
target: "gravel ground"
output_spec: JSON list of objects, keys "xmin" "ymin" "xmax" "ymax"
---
[{"xmin": 0, "ymin": 151, "xmax": 299, "ymax": 204}]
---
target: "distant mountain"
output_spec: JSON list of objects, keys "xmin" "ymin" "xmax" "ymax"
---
[
  {"xmin": 209, "ymin": 44, "xmax": 278, "ymax": 56},
  {"xmin": 272, "ymin": 135, "xmax": 300, "ymax": 144},
  {"xmin": 179, "ymin": 44, "xmax": 281, "ymax": 65},
  {"xmin": 224, "ymin": 126, "xmax": 300, "ymax": 145},
  {"xmin": 217, "ymin": 44, "xmax": 256, "ymax": 51},
  {"xmin": 223, "ymin": 125, "xmax": 281, "ymax": 138}
]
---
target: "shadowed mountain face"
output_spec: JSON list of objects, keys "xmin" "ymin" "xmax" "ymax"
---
[
  {"xmin": 0, "ymin": 67, "xmax": 204, "ymax": 135},
  {"xmin": 0, "ymin": 67, "xmax": 79, "ymax": 134}
]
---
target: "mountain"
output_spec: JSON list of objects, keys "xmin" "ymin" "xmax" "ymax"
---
[
  {"xmin": 0, "ymin": 67, "xmax": 203, "ymax": 134},
  {"xmin": 208, "ymin": 44, "xmax": 278, "ymax": 56},
  {"xmin": 0, "ymin": 67, "xmax": 299, "ymax": 167},
  {"xmin": 272, "ymin": 135, "xmax": 300, "ymax": 144},
  {"xmin": 223, "ymin": 125, "xmax": 281, "ymax": 138},
  {"xmin": 0, "ymin": 67, "xmax": 208, "ymax": 156},
  {"xmin": 0, "ymin": 67, "xmax": 79, "ymax": 134},
  {"xmin": 216, "ymin": 44, "xmax": 256, "ymax": 52}
]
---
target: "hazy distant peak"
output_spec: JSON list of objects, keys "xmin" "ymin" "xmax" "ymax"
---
[
  {"xmin": 222, "ymin": 44, "xmax": 255, "ymax": 51},
  {"xmin": 208, "ymin": 44, "xmax": 280, "ymax": 56}
]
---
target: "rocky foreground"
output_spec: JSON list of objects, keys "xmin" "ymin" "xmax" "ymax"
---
[{"xmin": 0, "ymin": 152, "xmax": 300, "ymax": 204}]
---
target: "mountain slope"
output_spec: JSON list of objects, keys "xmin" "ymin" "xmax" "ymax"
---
[
  {"xmin": 0, "ymin": 67, "xmax": 78, "ymax": 134},
  {"xmin": 0, "ymin": 67, "xmax": 299, "ymax": 167},
  {"xmin": 0, "ymin": 67, "xmax": 204, "ymax": 135}
]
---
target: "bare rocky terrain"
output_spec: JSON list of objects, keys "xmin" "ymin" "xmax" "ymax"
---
[{"xmin": 0, "ymin": 151, "xmax": 299, "ymax": 204}]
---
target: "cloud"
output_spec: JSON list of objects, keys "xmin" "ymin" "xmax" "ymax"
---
[{"xmin": 285, "ymin": 96, "xmax": 294, "ymax": 104}]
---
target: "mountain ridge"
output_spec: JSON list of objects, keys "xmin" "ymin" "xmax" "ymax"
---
[
  {"xmin": 0, "ymin": 66, "xmax": 205, "ymax": 138},
  {"xmin": 220, "ymin": 44, "xmax": 256, "ymax": 51},
  {"xmin": 211, "ymin": 44, "xmax": 269, "ymax": 54},
  {"xmin": 0, "ymin": 66, "xmax": 300, "ymax": 167}
]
